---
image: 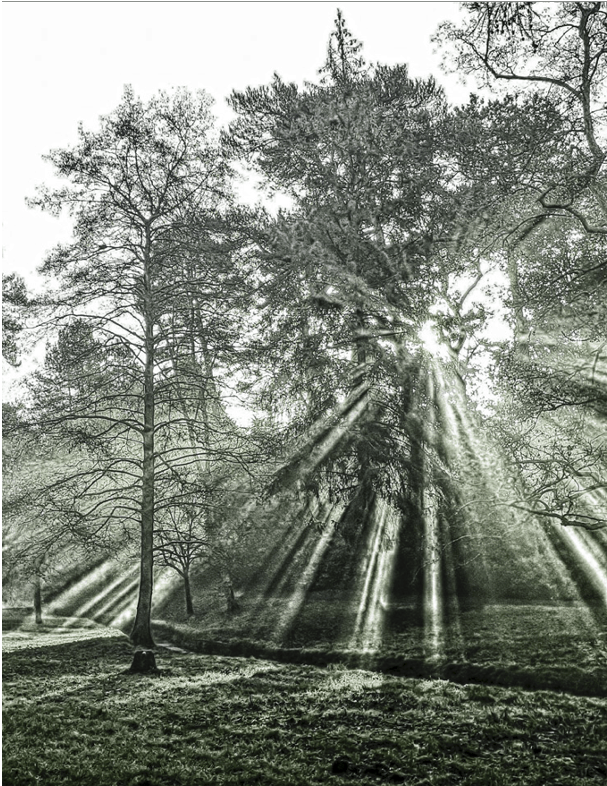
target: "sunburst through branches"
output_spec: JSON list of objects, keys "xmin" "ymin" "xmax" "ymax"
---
[{"xmin": 21, "ymin": 350, "xmax": 605, "ymax": 663}]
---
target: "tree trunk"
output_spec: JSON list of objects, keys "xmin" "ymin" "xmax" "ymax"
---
[
  {"xmin": 223, "ymin": 573, "xmax": 238, "ymax": 613},
  {"xmin": 33, "ymin": 574, "xmax": 43, "ymax": 625},
  {"xmin": 506, "ymin": 251, "xmax": 530, "ymax": 355},
  {"xmin": 351, "ymin": 308, "xmax": 374, "ymax": 495},
  {"xmin": 351, "ymin": 308, "xmax": 369, "ymax": 388},
  {"xmin": 131, "ymin": 250, "xmax": 156, "ymax": 651},
  {"xmin": 33, "ymin": 554, "xmax": 44, "ymax": 624},
  {"xmin": 183, "ymin": 570, "xmax": 194, "ymax": 616}
]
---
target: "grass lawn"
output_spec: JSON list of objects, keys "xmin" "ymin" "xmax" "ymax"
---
[
  {"xmin": 151, "ymin": 601, "xmax": 607, "ymax": 697},
  {"xmin": 3, "ymin": 630, "xmax": 607, "ymax": 786}
]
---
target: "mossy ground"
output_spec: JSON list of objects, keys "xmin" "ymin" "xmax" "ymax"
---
[{"xmin": 3, "ymin": 627, "xmax": 607, "ymax": 786}]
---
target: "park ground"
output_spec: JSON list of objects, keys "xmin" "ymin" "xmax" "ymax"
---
[{"xmin": 2, "ymin": 615, "xmax": 607, "ymax": 786}]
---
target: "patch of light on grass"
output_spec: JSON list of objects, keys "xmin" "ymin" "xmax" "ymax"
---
[
  {"xmin": 2, "ymin": 673, "xmax": 107, "ymax": 708},
  {"xmin": 106, "ymin": 661, "xmax": 283, "ymax": 705},
  {"xmin": 2, "ymin": 626, "xmax": 126, "ymax": 653},
  {"xmin": 307, "ymin": 669, "xmax": 384, "ymax": 697}
]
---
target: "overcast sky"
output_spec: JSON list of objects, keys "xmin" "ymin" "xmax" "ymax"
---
[{"xmin": 2, "ymin": 2, "xmax": 471, "ymax": 286}]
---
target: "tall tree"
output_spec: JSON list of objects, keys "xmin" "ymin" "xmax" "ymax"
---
[
  {"xmin": 27, "ymin": 87, "xmax": 244, "ymax": 658},
  {"xmin": 227, "ymin": 12, "xmax": 466, "ymax": 514}
]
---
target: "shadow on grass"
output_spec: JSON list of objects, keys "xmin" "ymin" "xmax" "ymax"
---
[{"xmin": 151, "ymin": 612, "xmax": 607, "ymax": 699}]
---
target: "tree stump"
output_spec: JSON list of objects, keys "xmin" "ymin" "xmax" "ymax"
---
[{"xmin": 127, "ymin": 649, "xmax": 159, "ymax": 674}]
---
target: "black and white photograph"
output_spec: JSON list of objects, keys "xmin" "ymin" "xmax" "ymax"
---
[{"xmin": 3, "ymin": 2, "xmax": 607, "ymax": 784}]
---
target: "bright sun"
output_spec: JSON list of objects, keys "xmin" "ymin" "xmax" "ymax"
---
[{"xmin": 418, "ymin": 320, "xmax": 451, "ymax": 360}]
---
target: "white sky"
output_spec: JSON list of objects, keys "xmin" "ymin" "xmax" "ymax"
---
[{"xmin": 2, "ymin": 1, "xmax": 469, "ymax": 285}]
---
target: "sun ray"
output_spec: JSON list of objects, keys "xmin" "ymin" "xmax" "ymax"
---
[
  {"xmin": 439, "ymin": 512, "xmax": 466, "ymax": 661},
  {"xmin": 349, "ymin": 497, "xmax": 387, "ymax": 649},
  {"xmin": 274, "ymin": 383, "xmax": 372, "ymax": 489},
  {"xmin": 110, "ymin": 589, "xmax": 141, "ymax": 630},
  {"xmin": 557, "ymin": 526, "xmax": 607, "ymax": 607},
  {"xmin": 243, "ymin": 501, "xmax": 324, "ymax": 630},
  {"xmin": 272, "ymin": 501, "xmax": 342, "ymax": 642},
  {"xmin": 20, "ymin": 342, "xmax": 603, "ymax": 660},
  {"xmin": 59, "ymin": 566, "xmax": 139, "ymax": 626},
  {"xmin": 423, "ymin": 486, "xmax": 443, "ymax": 662},
  {"xmin": 260, "ymin": 491, "xmax": 330, "ymax": 595},
  {"xmin": 358, "ymin": 502, "xmax": 400, "ymax": 653},
  {"xmin": 427, "ymin": 354, "xmax": 607, "ymax": 644},
  {"xmin": 89, "ymin": 575, "xmax": 141, "ymax": 624},
  {"xmin": 420, "ymin": 363, "xmax": 445, "ymax": 662},
  {"xmin": 45, "ymin": 559, "xmax": 117, "ymax": 617}
]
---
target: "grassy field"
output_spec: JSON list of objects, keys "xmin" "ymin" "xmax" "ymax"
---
[
  {"xmin": 150, "ymin": 600, "xmax": 607, "ymax": 698},
  {"xmin": 3, "ymin": 627, "xmax": 607, "ymax": 786}
]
